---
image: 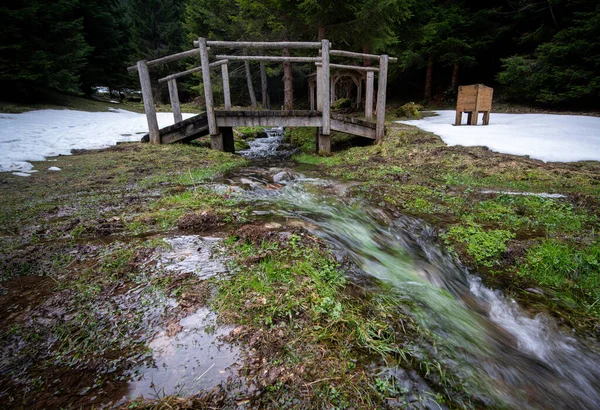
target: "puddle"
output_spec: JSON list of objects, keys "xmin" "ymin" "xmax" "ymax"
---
[
  {"xmin": 122, "ymin": 308, "xmax": 238, "ymax": 401},
  {"xmin": 160, "ymin": 236, "xmax": 227, "ymax": 279},
  {"xmin": 480, "ymin": 189, "xmax": 566, "ymax": 198}
]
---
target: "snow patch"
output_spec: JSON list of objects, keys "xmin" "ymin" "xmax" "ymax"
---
[
  {"xmin": 0, "ymin": 109, "xmax": 195, "ymax": 173},
  {"xmin": 48, "ymin": 166, "xmax": 61, "ymax": 171},
  {"xmin": 397, "ymin": 111, "xmax": 600, "ymax": 163}
]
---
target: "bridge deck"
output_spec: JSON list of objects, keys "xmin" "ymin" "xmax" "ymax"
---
[{"xmin": 153, "ymin": 110, "xmax": 378, "ymax": 145}]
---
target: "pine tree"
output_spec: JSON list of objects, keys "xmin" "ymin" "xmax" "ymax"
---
[{"xmin": 0, "ymin": 0, "xmax": 91, "ymax": 99}]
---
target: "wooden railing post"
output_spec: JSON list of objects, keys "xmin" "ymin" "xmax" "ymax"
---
[
  {"xmin": 316, "ymin": 66, "xmax": 323, "ymax": 111},
  {"xmin": 167, "ymin": 78, "xmax": 183, "ymax": 123},
  {"xmin": 365, "ymin": 71, "xmax": 374, "ymax": 122},
  {"xmin": 137, "ymin": 60, "xmax": 160, "ymax": 144},
  {"xmin": 321, "ymin": 39, "xmax": 330, "ymax": 135},
  {"xmin": 198, "ymin": 37, "xmax": 221, "ymax": 150},
  {"xmin": 309, "ymin": 82, "xmax": 315, "ymax": 111},
  {"xmin": 375, "ymin": 54, "xmax": 388, "ymax": 143},
  {"xmin": 221, "ymin": 63, "xmax": 231, "ymax": 110}
]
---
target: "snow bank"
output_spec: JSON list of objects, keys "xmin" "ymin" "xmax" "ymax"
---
[
  {"xmin": 0, "ymin": 109, "xmax": 194, "ymax": 174},
  {"xmin": 397, "ymin": 110, "xmax": 600, "ymax": 163}
]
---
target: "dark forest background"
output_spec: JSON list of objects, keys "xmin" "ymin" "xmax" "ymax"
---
[{"xmin": 1, "ymin": 0, "xmax": 598, "ymax": 109}]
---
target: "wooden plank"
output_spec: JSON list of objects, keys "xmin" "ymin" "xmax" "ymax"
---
[
  {"xmin": 198, "ymin": 37, "xmax": 218, "ymax": 137},
  {"xmin": 167, "ymin": 79, "xmax": 183, "ymax": 123},
  {"xmin": 315, "ymin": 62, "xmax": 379, "ymax": 72},
  {"xmin": 329, "ymin": 49, "xmax": 398, "ymax": 63},
  {"xmin": 158, "ymin": 59, "xmax": 229, "ymax": 83},
  {"xmin": 221, "ymin": 63, "xmax": 231, "ymax": 110},
  {"xmin": 200, "ymin": 40, "xmax": 323, "ymax": 49},
  {"xmin": 309, "ymin": 83, "xmax": 315, "ymax": 111},
  {"xmin": 215, "ymin": 55, "xmax": 321, "ymax": 63},
  {"xmin": 321, "ymin": 39, "xmax": 331, "ymax": 134},
  {"xmin": 128, "ymin": 49, "xmax": 201, "ymax": 72},
  {"xmin": 375, "ymin": 55, "xmax": 388, "ymax": 142},
  {"xmin": 160, "ymin": 114, "xmax": 209, "ymax": 144},
  {"xmin": 137, "ymin": 61, "xmax": 160, "ymax": 144},
  {"xmin": 215, "ymin": 113, "xmax": 321, "ymax": 127},
  {"xmin": 365, "ymin": 71, "xmax": 374, "ymax": 122},
  {"xmin": 331, "ymin": 118, "xmax": 376, "ymax": 139}
]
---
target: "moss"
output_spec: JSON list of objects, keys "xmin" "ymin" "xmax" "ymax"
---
[
  {"xmin": 443, "ymin": 222, "xmax": 515, "ymax": 267},
  {"xmin": 395, "ymin": 102, "xmax": 423, "ymax": 119}
]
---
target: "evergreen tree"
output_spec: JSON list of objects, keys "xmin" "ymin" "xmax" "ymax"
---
[
  {"xmin": 0, "ymin": 0, "xmax": 91, "ymax": 99},
  {"xmin": 80, "ymin": 0, "xmax": 133, "ymax": 96}
]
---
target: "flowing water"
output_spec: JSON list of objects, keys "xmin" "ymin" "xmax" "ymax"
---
[{"xmin": 221, "ymin": 127, "xmax": 600, "ymax": 409}]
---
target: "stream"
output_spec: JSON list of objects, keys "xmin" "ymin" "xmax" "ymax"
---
[{"xmin": 216, "ymin": 127, "xmax": 600, "ymax": 409}]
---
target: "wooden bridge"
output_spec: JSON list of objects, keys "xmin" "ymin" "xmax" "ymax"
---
[{"xmin": 128, "ymin": 39, "xmax": 396, "ymax": 153}]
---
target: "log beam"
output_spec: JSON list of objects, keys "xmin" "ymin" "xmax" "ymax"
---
[
  {"xmin": 375, "ymin": 55, "xmax": 388, "ymax": 143},
  {"xmin": 365, "ymin": 71, "xmax": 374, "ymax": 122},
  {"xmin": 329, "ymin": 49, "xmax": 398, "ymax": 63},
  {"xmin": 158, "ymin": 59, "xmax": 228, "ymax": 83},
  {"xmin": 315, "ymin": 62, "xmax": 379, "ymax": 72},
  {"xmin": 167, "ymin": 78, "xmax": 183, "ymax": 123},
  {"xmin": 321, "ymin": 39, "xmax": 331, "ymax": 135},
  {"xmin": 128, "ymin": 49, "xmax": 202, "ymax": 72},
  {"xmin": 215, "ymin": 55, "xmax": 321, "ymax": 63},
  {"xmin": 197, "ymin": 40, "xmax": 324, "ymax": 49},
  {"xmin": 198, "ymin": 38, "xmax": 218, "ymax": 139},
  {"xmin": 137, "ymin": 61, "xmax": 160, "ymax": 144},
  {"xmin": 221, "ymin": 63, "xmax": 231, "ymax": 110}
]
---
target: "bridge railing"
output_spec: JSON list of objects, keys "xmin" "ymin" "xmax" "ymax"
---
[{"xmin": 128, "ymin": 39, "xmax": 395, "ymax": 149}]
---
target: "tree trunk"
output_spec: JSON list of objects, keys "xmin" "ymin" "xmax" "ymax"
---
[
  {"xmin": 260, "ymin": 61, "xmax": 269, "ymax": 108},
  {"xmin": 283, "ymin": 48, "xmax": 293, "ymax": 110},
  {"xmin": 243, "ymin": 48, "xmax": 257, "ymax": 107},
  {"xmin": 318, "ymin": 26, "xmax": 325, "ymax": 41},
  {"xmin": 451, "ymin": 63, "xmax": 460, "ymax": 90},
  {"xmin": 362, "ymin": 42, "xmax": 372, "ymax": 67},
  {"xmin": 424, "ymin": 56, "xmax": 434, "ymax": 100}
]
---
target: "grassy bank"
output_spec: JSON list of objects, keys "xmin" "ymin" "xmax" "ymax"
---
[{"xmin": 289, "ymin": 123, "xmax": 600, "ymax": 331}]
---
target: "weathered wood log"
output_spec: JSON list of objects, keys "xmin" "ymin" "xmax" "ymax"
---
[
  {"xmin": 221, "ymin": 63, "xmax": 231, "ymax": 110},
  {"xmin": 317, "ymin": 129, "xmax": 331, "ymax": 154},
  {"xmin": 158, "ymin": 59, "xmax": 228, "ymax": 83},
  {"xmin": 196, "ymin": 40, "xmax": 324, "ymax": 49},
  {"xmin": 329, "ymin": 49, "xmax": 398, "ymax": 63},
  {"xmin": 215, "ymin": 55, "xmax": 321, "ymax": 63},
  {"xmin": 315, "ymin": 62, "xmax": 379, "ymax": 72},
  {"xmin": 127, "ymin": 49, "xmax": 202, "ymax": 72},
  {"xmin": 137, "ymin": 61, "xmax": 160, "ymax": 144},
  {"xmin": 375, "ymin": 55, "xmax": 388, "ymax": 143},
  {"xmin": 365, "ymin": 71, "xmax": 374, "ymax": 122},
  {"xmin": 321, "ymin": 39, "xmax": 331, "ymax": 134},
  {"xmin": 198, "ymin": 38, "xmax": 218, "ymax": 138},
  {"xmin": 167, "ymin": 78, "xmax": 183, "ymax": 123}
]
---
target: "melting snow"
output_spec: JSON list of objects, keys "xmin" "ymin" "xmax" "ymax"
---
[
  {"xmin": 397, "ymin": 110, "xmax": 600, "ymax": 163},
  {"xmin": 0, "ymin": 109, "xmax": 194, "ymax": 174}
]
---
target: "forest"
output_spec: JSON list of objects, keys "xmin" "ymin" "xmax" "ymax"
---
[{"xmin": 1, "ymin": 0, "xmax": 599, "ymax": 108}]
